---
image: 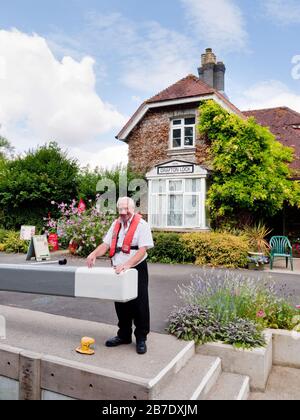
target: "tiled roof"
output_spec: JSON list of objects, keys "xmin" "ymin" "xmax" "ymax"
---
[
  {"xmin": 146, "ymin": 74, "xmax": 215, "ymax": 103},
  {"xmin": 117, "ymin": 74, "xmax": 244, "ymax": 140},
  {"xmin": 244, "ymin": 107, "xmax": 300, "ymax": 172}
]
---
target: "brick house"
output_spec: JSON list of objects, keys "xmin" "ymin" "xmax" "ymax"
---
[{"xmin": 116, "ymin": 48, "xmax": 300, "ymax": 233}]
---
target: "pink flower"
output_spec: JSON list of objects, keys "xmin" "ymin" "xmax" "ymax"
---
[
  {"xmin": 256, "ymin": 310, "xmax": 266, "ymax": 319},
  {"xmin": 296, "ymin": 305, "xmax": 300, "ymax": 310}
]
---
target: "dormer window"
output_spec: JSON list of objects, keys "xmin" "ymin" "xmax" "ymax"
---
[{"xmin": 171, "ymin": 117, "xmax": 196, "ymax": 149}]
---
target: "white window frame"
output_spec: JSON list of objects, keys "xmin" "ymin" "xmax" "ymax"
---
[
  {"xmin": 149, "ymin": 178, "xmax": 202, "ymax": 229},
  {"xmin": 170, "ymin": 117, "xmax": 196, "ymax": 150}
]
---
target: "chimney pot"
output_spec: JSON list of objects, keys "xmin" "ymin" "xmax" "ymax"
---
[{"xmin": 198, "ymin": 48, "xmax": 226, "ymax": 92}]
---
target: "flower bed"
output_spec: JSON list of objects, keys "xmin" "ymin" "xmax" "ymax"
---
[
  {"xmin": 168, "ymin": 271, "xmax": 300, "ymax": 391},
  {"xmin": 44, "ymin": 200, "xmax": 115, "ymax": 257},
  {"xmin": 167, "ymin": 270, "xmax": 300, "ymax": 349}
]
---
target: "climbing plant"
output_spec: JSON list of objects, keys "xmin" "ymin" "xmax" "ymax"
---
[{"xmin": 198, "ymin": 100, "xmax": 300, "ymax": 226}]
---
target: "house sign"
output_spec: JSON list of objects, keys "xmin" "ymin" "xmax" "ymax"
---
[{"xmin": 157, "ymin": 165, "xmax": 194, "ymax": 175}]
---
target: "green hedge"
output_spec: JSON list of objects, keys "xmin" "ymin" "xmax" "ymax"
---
[
  {"xmin": 182, "ymin": 232, "xmax": 249, "ymax": 268},
  {"xmin": 148, "ymin": 231, "xmax": 249, "ymax": 268},
  {"xmin": 147, "ymin": 232, "xmax": 195, "ymax": 264}
]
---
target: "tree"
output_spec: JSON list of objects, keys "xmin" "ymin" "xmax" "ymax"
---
[
  {"xmin": 0, "ymin": 142, "xmax": 79, "ymax": 229},
  {"xmin": 0, "ymin": 136, "xmax": 14, "ymax": 159},
  {"xmin": 77, "ymin": 164, "xmax": 145, "ymax": 204},
  {"xmin": 198, "ymin": 100, "xmax": 300, "ymax": 227}
]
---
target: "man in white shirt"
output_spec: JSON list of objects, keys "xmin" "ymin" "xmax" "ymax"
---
[{"xmin": 87, "ymin": 197, "xmax": 154, "ymax": 354}]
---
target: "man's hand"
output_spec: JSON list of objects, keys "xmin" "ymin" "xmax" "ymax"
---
[
  {"xmin": 115, "ymin": 264, "xmax": 131, "ymax": 275},
  {"xmin": 87, "ymin": 253, "xmax": 97, "ymax": 268}
]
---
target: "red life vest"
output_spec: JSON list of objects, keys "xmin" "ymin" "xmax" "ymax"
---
[{"xmin": 109, "ymin": 214, "xmax": 142, "ymax": 258}]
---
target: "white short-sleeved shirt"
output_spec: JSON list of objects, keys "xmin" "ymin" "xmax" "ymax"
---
[{"xmin": 103, "ymin": 215, "xmax": 154, "ymax": 267}]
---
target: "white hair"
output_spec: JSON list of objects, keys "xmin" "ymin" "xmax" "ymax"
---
[{"xmin": 117, "ymin": 197, "xmax": 135, "ymax": 211}]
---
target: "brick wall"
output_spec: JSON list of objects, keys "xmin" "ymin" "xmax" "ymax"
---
[{"xmin": 127, "ymin": 104, "xmax": 211, "ymax": 175}]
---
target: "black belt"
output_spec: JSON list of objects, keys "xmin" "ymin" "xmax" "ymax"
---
[{"xmin": 115, "ymin": 246, "xmax": 139, "ymax": 253}]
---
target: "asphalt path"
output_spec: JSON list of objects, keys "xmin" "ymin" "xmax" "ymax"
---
[{"xmin": 0, "ymin": 253, "xmax": 299, "ymax": 334}]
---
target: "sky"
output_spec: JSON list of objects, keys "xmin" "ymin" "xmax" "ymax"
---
[{"xmin": 0, "ymin": 0, "xmax": 300, "ymax": 168}]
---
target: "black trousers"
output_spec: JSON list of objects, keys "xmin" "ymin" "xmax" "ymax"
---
[{"xmin": 115, "ymin": 259, "xmax": 150, "ymax": 342}]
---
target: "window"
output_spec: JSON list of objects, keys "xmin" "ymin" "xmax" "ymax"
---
[
  {"xmin": 171, "ymin": 117, "xmax": 196, "ymax": 149},
  {"xmin": 150, "ymin": 178, "xmax": 201, "ymax": 228}
]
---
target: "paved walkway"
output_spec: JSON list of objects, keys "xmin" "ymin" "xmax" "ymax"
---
[
  {"xmin": 264, "ymin": 256, "xmax": 300, "ymax": 275},
  {"xmin": 250, "ymin": 367, "xmax": 300, "ymax": 400}
]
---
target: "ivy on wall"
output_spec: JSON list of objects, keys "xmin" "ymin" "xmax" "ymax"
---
[{"xmin": 198, "ymin": 100, "xmax": 300, "ymax": 226}]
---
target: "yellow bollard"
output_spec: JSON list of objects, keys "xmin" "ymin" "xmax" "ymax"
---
[{"xmin": 76, "ymin": 337, "xmax": 95, "ymax": 355}]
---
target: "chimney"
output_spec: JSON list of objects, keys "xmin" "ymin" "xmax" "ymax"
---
[{"xmin": 198, "ymin": 48, "xmax": 226, "ymax": 93}]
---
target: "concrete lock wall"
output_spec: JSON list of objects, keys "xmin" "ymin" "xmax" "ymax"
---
[{"xmin": 0, "ymin": 343, "xmax": 150, "ymax": 400}]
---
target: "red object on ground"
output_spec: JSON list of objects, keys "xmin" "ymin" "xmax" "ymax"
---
[
  {"xmin": 48, "ymin": 233, "xmax": 59, "ymax": 252},
  {"xmin": 78, "ymin": 199, "xmax": 86, "ymax": 213},
  {"xmin": 69, "ymin": 241, "xmax": 78, "ymax": 255}
]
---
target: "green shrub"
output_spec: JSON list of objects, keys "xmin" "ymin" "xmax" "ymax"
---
[
  {"xmin": 147, "ymin": 232, "xmax": 195, "ymax": 264},
  {"xmin": 0, "ymin": 142, "xmax": 79, "ymax": 230},
  {"xmin": 2, "ymin": 231, "xmax": 29, "ymax": 253},
  {"xmin": 0, "ymin": 228, "xmax": 8, "ymax": 243},
  {"xmin": 182, "ymin": 232, "xmax": 249, "ymax": 268}
]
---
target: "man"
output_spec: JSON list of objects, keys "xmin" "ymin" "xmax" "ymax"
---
[{"xmin": 87, "ymin": 197, "xmax": 154, "ymax": 355}]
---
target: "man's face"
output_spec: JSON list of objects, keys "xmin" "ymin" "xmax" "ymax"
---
[{"xmin": 118, "ymin": 201, "xmax": 133, "ymax": 223}]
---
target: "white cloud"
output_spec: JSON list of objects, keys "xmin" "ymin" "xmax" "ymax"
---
[
  {"xmin": 83, "ymin": 13, "xmax": 198, "ymax": 94},
  {"xmin": 234, "ymin": 80, "xmax": 300, "ymax": 112},
  {"xmin": 69, "ymin": 144, "xmax": 128, "ymax": 170},
  {"xmin": 180, "ymin": 0, "xmax": 248, "ymax": 52},
  {"xmin": 121, "ymin": 21, "xmax": 197, "ymax": 93},
  {"xmin": 264, "ymin": 0, "xmax": 300, "ymax": 25},
  {"xmin": 0, "ymin": 29, "xmax": 126, "ymax": 153}
]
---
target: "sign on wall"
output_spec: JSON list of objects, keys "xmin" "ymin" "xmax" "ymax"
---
[
  {"xmin": 157, "ymin": 165, "xmax": 194, "ymax": 175},
  {"xmin": 20, "ymin": 226, "xmax": 36, "ymax": 241}
]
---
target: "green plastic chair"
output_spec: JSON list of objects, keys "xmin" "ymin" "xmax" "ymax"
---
[{"xmin": 269, "ymin": 236, "xmax": 293, "ymax": 271}]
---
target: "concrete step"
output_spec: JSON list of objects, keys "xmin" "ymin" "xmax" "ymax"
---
[
  {"xmin": 205, "ymin": 373, "xmax": 250, "ymax": 400},
  {"xmin": 249, "ymin": 366, "xmax": 300, "ymax": 400},
  {"xmin": 154, "ymin": 354, "xmax": 222, "ymax": 400}
]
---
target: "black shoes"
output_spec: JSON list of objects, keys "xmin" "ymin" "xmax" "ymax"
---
[
  {"xmin": 105, "ymin": 336, "xmax": 147, "ymax": 354},
  {"xmin": 136, "ymin": 340, "xmax": 147, "ymax": 355},
  {"xmin": 105, "ymin": 336, "xmax": 132, "ymax": 347}
]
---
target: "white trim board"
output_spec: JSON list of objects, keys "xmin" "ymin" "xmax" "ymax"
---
[{"xmin": 118, "ymin": 94, "xmax": 241, "ymax": 141}]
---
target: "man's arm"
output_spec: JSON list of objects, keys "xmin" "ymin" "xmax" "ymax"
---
[
  {"xmin": 115, "ymin": 247, "xmax": 147, "ymax": 274},
  {"xmin": 87, "ymin": 243, "xmax": 110, "ymax": 268}
]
